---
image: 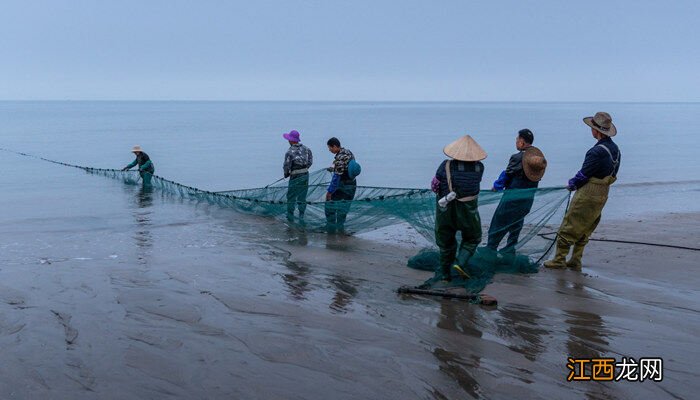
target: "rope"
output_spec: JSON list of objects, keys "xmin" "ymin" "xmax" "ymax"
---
[
  {"xmin": 537, "ymin": 231, "xmax": 700, "ymax": 252},
  {"xmin": 0, "ymin": 147, "xmax": 434, "ymax": 206}
]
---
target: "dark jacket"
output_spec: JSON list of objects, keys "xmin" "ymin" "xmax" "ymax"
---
[
  {"xmin": 582, "ymin": 137, "xmax": 621, "ymax": 179},
  {"xmin": 493, "ymin": 149, "xmax": 539, "ymax": 190},
  {"xmin": 569, "ymin": 137, "xmax": 621, "ymax": 189},
  {"xmin": 435, "ymin": 160, "xmax": 484, "ymax": 198},
  {"xmin": 127, "ymin": 152, "xmax": 155, "ymax": 173}
]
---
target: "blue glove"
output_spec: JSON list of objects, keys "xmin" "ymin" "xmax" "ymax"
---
[
  {"xmin": 328, "ymin": 174, "xmax": 341, "ymax": 193},
  {"xmin": 492, "ymin": 170, "xmax": 509, "ymax": 191}
]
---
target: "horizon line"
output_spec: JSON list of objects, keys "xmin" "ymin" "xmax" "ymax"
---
[{"xmin": 1, "ymin": 99, "xmax": 699, "ymax": 104}]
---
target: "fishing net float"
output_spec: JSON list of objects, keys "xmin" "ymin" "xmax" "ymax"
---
[{"xmin": 2, "ymin": 148, "xmax": 573, "ymax": 301}]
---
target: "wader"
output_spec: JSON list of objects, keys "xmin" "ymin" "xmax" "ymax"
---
[
  {"xmin": 140, "ymin": 170, "xmax": 153, "ymax": 186},
  {"xmin": 286, "ymin": 171, "xmax": 309, "ymax": 220},
  {"xmin": 325, "ymin": 180, "xmax": 357, "ymax": 232},
  {"xmin": 435, "ymin": 198, "xmax": 482, "ymax": 278},
  {"xmin": 545, "ymin": 175, "xmax": 617, "ymax": 269},
  {"xmin": 435, "ymin": 160, "xmax": 482, "ymax": 278},
  {"xmin": 545, "ymin": 142, "xmax": 619, "ymax": 270}
]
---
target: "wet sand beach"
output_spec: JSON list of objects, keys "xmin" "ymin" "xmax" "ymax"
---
[
  {"xmin": 1, "ymin": 101, "xmax": 699, "ymax": 399},
  {"xmin": 1, "ymin": 192, "xmax": 698, "ymax": 399}
]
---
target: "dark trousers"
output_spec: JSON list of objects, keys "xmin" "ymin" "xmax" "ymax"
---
[
  {"xmin": 325, "ymin": 182, "xmax": 357, "ymax": 231},
  {"xmin": 286, "ymin": 173, "xmax": 309, "ymax": 218},
  {"xmin": 435, "ymin": 198, "xmax": 482, "ymax": 275},
  {"xmin": 486, "ymin": 190, "xmax": 535, "ymax": 252}
]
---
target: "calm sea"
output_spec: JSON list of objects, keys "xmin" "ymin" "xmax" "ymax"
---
[{"xmin": 1, "ymin": 101, "xmax": 698, "ymax": 220}]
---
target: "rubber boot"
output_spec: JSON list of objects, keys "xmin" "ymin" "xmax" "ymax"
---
[
  {"xmin": 567, "ymin": 243, "xmax": 585, "ymax": 271},
  {"xmin": 452, "ymin": 264, "xmax": 470, "ymax": 279},
  {"xmin": 440, "ymin": 265, "xmax": 452, "ymax": 282},
  {"xmin": 544, "ymin": 241, "xmax": 569, "ymax": 269}
]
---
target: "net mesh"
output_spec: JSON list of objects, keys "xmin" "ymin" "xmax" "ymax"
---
[{"xmin": 2, "ymin": 148, "xmax": 570, "ymax": 296}]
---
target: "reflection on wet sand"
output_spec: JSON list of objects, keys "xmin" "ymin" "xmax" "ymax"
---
[
  {"xmin": 324, "ymin": 232, "xmax": 353, "ymax": 252},
  {"xmin": 328, "ymin": 274, "xmax": 358, "ymax": 313},
  {"xmin": 496, "ymin": 304, "xmax": 548, "ymax": 362},
  {"xmin": 281, "ymin": 259, "xmax": 311, "ymax": 301},
  {"xmin": 565, "ymin": 310, "xmax": 612, "ymax": 360},
  {"xmin": 279, "ymin": 259, "xmax": 359, "ymax": 313},
  {"xmin": 133, "ymin": 186, "xmax": 154, "ymax": 265},
  {"xmin": 285, "ymin": 225, "xmax": 309, "ymax": 246},
  {"xmin": 556, "ymin": 278, "xmax": 619, "ymax": 400},
  {"xmin": 278, "ymin": 227, "xmax": 312, "ymax": 300},
  {"xmin": 434, "ymin": 300, "xmax": 483, "ymax": 399},
  {"xmin": 555, "ymin": 278, "xmax": 615, "ymax": 360},
  {"xmin": 276, "ymin": 228, "xmax": 361, "ymax": 312},
  {"xmin": 437, "ymin": 299, "xmax": 483, "ymax": 338}
]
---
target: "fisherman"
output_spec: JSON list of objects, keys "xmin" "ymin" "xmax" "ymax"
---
[
  {"xmin": 325, "ymin": 137, "xmax": 357, "ymax": 233},
  {"xmin": 486, "ymin": 129, "xmax": 547, "ymax": 253},
  {"xmin": 282, "ymin": 130, "xmax": 313, "ymax": 223},
  {"xmin": 431, "ymin": 135, "xmax": 486, "ymax": 281},
  {"xmin": 544, "ymin": 112, "xmax": 621, "ymax": 270},
  {"xmin": 122, "ymin": 145, "xmax": 155, "ymax": 186}
]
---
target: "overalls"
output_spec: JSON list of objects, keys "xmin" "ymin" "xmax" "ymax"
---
[{"xmin": 547, "ymin": 144, "xmax": 620, "ymax": 269}]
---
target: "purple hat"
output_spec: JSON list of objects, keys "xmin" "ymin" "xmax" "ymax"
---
[{"xmin": 283, "ymin": 130, "xmax": 301, "ymax": 142}]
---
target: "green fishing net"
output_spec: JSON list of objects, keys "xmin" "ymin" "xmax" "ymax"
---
[{"xmin": 2, "ymin": 148, "xmax": 570, "ymax": 296}]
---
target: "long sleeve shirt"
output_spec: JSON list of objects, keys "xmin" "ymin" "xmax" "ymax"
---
[
  {"xmin": 283, "ymin": 143, "xmax": 313, "ymax": 178},
  {"xmin": 126, "ymin": 152, "xmax": 154, "ymax": 173},
  {"xmin": 493, "ymin": 147, "xmax": 538, "ymax": 190},
  {"xmin": 568, "ymin": 137, "xmax": 621, "ymax": 190},
  {"xmin": 328, "ymin": 148, "xmax": 354, "ymax": 193}
]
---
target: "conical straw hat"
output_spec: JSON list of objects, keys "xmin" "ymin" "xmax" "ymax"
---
[{"xmin": 443, "ymin": 135, "xmax": 487, "ymax": 161}]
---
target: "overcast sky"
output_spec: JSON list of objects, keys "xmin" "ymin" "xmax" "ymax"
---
[{"xmin": 1, "ymin": 0, "xmax": 698, "ymax": 101}]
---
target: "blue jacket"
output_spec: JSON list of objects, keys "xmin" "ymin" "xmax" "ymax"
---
[
  {"xmin": 435, "ymin": 160, "xmax": 484, "ymax": 198},
  {"xmin": 568, "ymin": 137, "xmax": 621, "ymax": 190}
]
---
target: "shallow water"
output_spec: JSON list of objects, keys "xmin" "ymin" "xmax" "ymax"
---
[{"xmin": 1, "ymin": 102, "xmax": 699, "ymax": 398}]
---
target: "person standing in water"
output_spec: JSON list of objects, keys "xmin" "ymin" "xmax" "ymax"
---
[
  {"xmin": 282, "ymin": 130, "xmax": 313, "ymax": 223},
  {"xmin": 122, "ymin": 145, "xmax": 155, "ymax": 186},
  {"xmin": 486, "ymin": 129, "xmax": 547, "ymax": 254},
  {"xmin": 431, "ymin": 135, "xmax": 486, "ymax": 281},
  {"xmin": 325, "ymin": 137, "xmax": 358, "ymax": 233},
  {"xmin": 544, "ymin": 112, "xmax": 621, "ymax": 271}
]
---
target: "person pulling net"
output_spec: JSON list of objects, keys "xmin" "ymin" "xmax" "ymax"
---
[
  {"xmin": 403, "ymin": 133, "xmax": 567, "ymax": 300},
  {"xmin": 281, "ymin": 130, "xmax": 313, "ymax": 225},
  {"xmin": 485, "ymin": 129, "xmax": 547, "ymax": 258},
  {"xmin": 544, "ymin": 112, "xmax": 621, "ymax": 271},
  {"xmin": 121, "ymin": 145, "xmax": 155, "ymax": 186},
  {"xmin": 1, "ymin": 146, "xmax": 570, "ymax": 299}
]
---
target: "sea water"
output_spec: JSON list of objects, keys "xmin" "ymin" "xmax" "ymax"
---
[{"xmin": 1, "ymin": 101, "xmax": 697, "ymax": 220}]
